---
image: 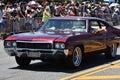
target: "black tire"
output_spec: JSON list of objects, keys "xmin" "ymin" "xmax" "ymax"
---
[
  {"xmin": 105, "ymin": 43, "xmax": 117, "ymax": 59},
  {"xmin": 15, "ymin": 56, "xmax": 31, "ymax": 67},
  {"xmin": 68, "ymin": 46, "xmax": 83, "ymax": 68}
]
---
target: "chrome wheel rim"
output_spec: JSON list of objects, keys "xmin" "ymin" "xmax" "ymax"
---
[
  {"xmin": 111, "ymin": 43, "xmax": 117, "ymax": 57},
  {"xmin": 73, "ymin": 47, "xmax": 82, "ymax": 67}
]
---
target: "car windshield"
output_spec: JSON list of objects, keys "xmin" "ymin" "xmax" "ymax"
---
[{"xmin": 40, "ymin": 19, "xmax": 87, "ymax": 32}]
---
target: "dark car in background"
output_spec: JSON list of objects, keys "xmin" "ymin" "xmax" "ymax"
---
[{"xmin": 4, "ymin": 16, "xmax": 120, "ymax": 68}]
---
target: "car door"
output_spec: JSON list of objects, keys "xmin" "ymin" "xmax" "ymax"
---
[
  {"xmin": 98, "ymin": 20, "xmax": 120, "ymax": 45},
  {"xmin": 84, "ymin": 20, "xmax": 107, "ymax": 53}
]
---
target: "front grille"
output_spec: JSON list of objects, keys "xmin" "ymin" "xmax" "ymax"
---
[{"xmin": 17, "ymin": 42, "xmax": 52, "ymax": 49}]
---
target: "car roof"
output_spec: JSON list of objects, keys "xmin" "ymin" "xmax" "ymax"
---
[{"xmin": 49, "ymin": 16, "xmax": 110, "ymax": 26}]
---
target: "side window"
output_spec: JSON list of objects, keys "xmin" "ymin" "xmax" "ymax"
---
[
  {"xmin": 99, "ymin": 22, "xmax": 107, "ymax": 29},
  {"xmin": 90, "ymin": 21, "xmax": 100, "ymax": 33}
]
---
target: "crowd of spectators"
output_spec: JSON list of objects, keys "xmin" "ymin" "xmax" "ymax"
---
[{"xmin": 0, "ymin": 0, "xmax": 120, "ymax": 34}]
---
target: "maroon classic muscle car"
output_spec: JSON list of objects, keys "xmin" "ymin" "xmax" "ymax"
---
[{"xmin": 4, "ymin": 16, "xmax": 120, "ymax": 68}]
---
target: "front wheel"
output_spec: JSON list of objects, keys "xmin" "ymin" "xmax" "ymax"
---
[
  {"xmin": 105, "ymin": 43, "xmax": 117, "ymax": 59},
  {"xmin": 68, "ymin": 46, "xmax": 83, "ymax": 68},
  {"xmin": 15, "ymin": 56, "xmax": 31, "ymax": 67}
]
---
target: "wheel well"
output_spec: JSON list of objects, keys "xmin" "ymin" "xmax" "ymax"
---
[
  {"xmin": 117, "ymin": 43, "xmax": 119, "ymax": 48},
  {"xmin": 75, "ymin": 44, "xmax": 84, "ymax": 54}
]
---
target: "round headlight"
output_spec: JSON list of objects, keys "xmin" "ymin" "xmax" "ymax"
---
[
  {"xmin": 6, "ymin": 41, "xmax": 11, "ymax": 47},
  {"xmin": 55, "ymin": 43, "xmax": 65, "ymax": 49},
  {"xmin": 13, "ymin": 42, "xmax": 16, "ymax": 47},
  {"xmin": 55, "ymin": 43, "xmax": 60, "ymax": 48},
  {"xmin": 60, "ymin": 43, "xmax": 65, "ymax": 49}
]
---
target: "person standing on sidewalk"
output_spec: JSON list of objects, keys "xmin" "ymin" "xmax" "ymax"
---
[
  {"xmin": 11, "ymin": 3, "xmax": 20, "ymax": 33},
  {"xmin": 18, "ymin": 2, "xmax": 27, "ymax": 31},
  {"xmin": 42, "ymin": 7, "xmax": 51, "ymax": 23}
]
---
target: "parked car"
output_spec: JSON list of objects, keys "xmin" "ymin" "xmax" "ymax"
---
[{"xmin": 4, "ymin": 16, "xmax": 120, "ymax": 68}]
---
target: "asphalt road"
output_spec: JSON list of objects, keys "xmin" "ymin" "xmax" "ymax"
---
[
  {"xmin": 1, "ymin": 41, "xmax": 120, "ymax": 80},
  {"xmin": 0, "ymin": 25, "xmax": 120, "ymax": 80}
]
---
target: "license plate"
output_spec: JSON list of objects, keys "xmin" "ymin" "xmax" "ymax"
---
[{"xmin": 28, "ymin": 51, "xmax": 40, "ymax": 57}]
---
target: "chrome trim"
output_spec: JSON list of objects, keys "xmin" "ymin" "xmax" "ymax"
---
[
  {"xmin": 16, "ymin": 48, "xmax": 64, "ymax": 52},
  {"xmin": 4, "ymin": 47, "xmax": 16, "ymax": 56},
  {"xmin": 16, "ymin": 40, "xmax": 54, "ymax": 49},
  {"xmin": 16, "ymin": 48, "xmax": 65, "ymax": 57},
  {"xmin": 16, "ymin": 40, "xmax": 53, "ymax": 43},
  {"xmin": 4, "ymin": 40, "xmax": 68, "ymax": 57},
  {"xmin": 5, "ymin": 47, "xmax": 69, "ymax": 57}
]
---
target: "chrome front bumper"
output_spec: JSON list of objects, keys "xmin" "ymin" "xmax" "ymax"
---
[{"xmin": 4, "ymin": 47, "xmax": 69, "ymax": 58}]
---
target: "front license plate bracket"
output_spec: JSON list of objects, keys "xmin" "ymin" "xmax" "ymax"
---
[{"xmin": 27, "ymin": 51, "xmax": 41, "ymax": 57}]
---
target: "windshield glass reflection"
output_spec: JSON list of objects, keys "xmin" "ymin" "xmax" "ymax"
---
[{"xmin": 40, "ymin": 19, "xmax": 87, "ymax": 32}]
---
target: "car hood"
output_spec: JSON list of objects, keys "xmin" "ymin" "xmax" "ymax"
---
[{"xmin": 5, "ymin": 31, "xmax": 74, "ymax": 42}]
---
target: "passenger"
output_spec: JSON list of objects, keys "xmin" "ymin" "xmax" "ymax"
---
[{"xmin": 95, "ymin": 28, "xmax": 107, "ymax": 33}]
